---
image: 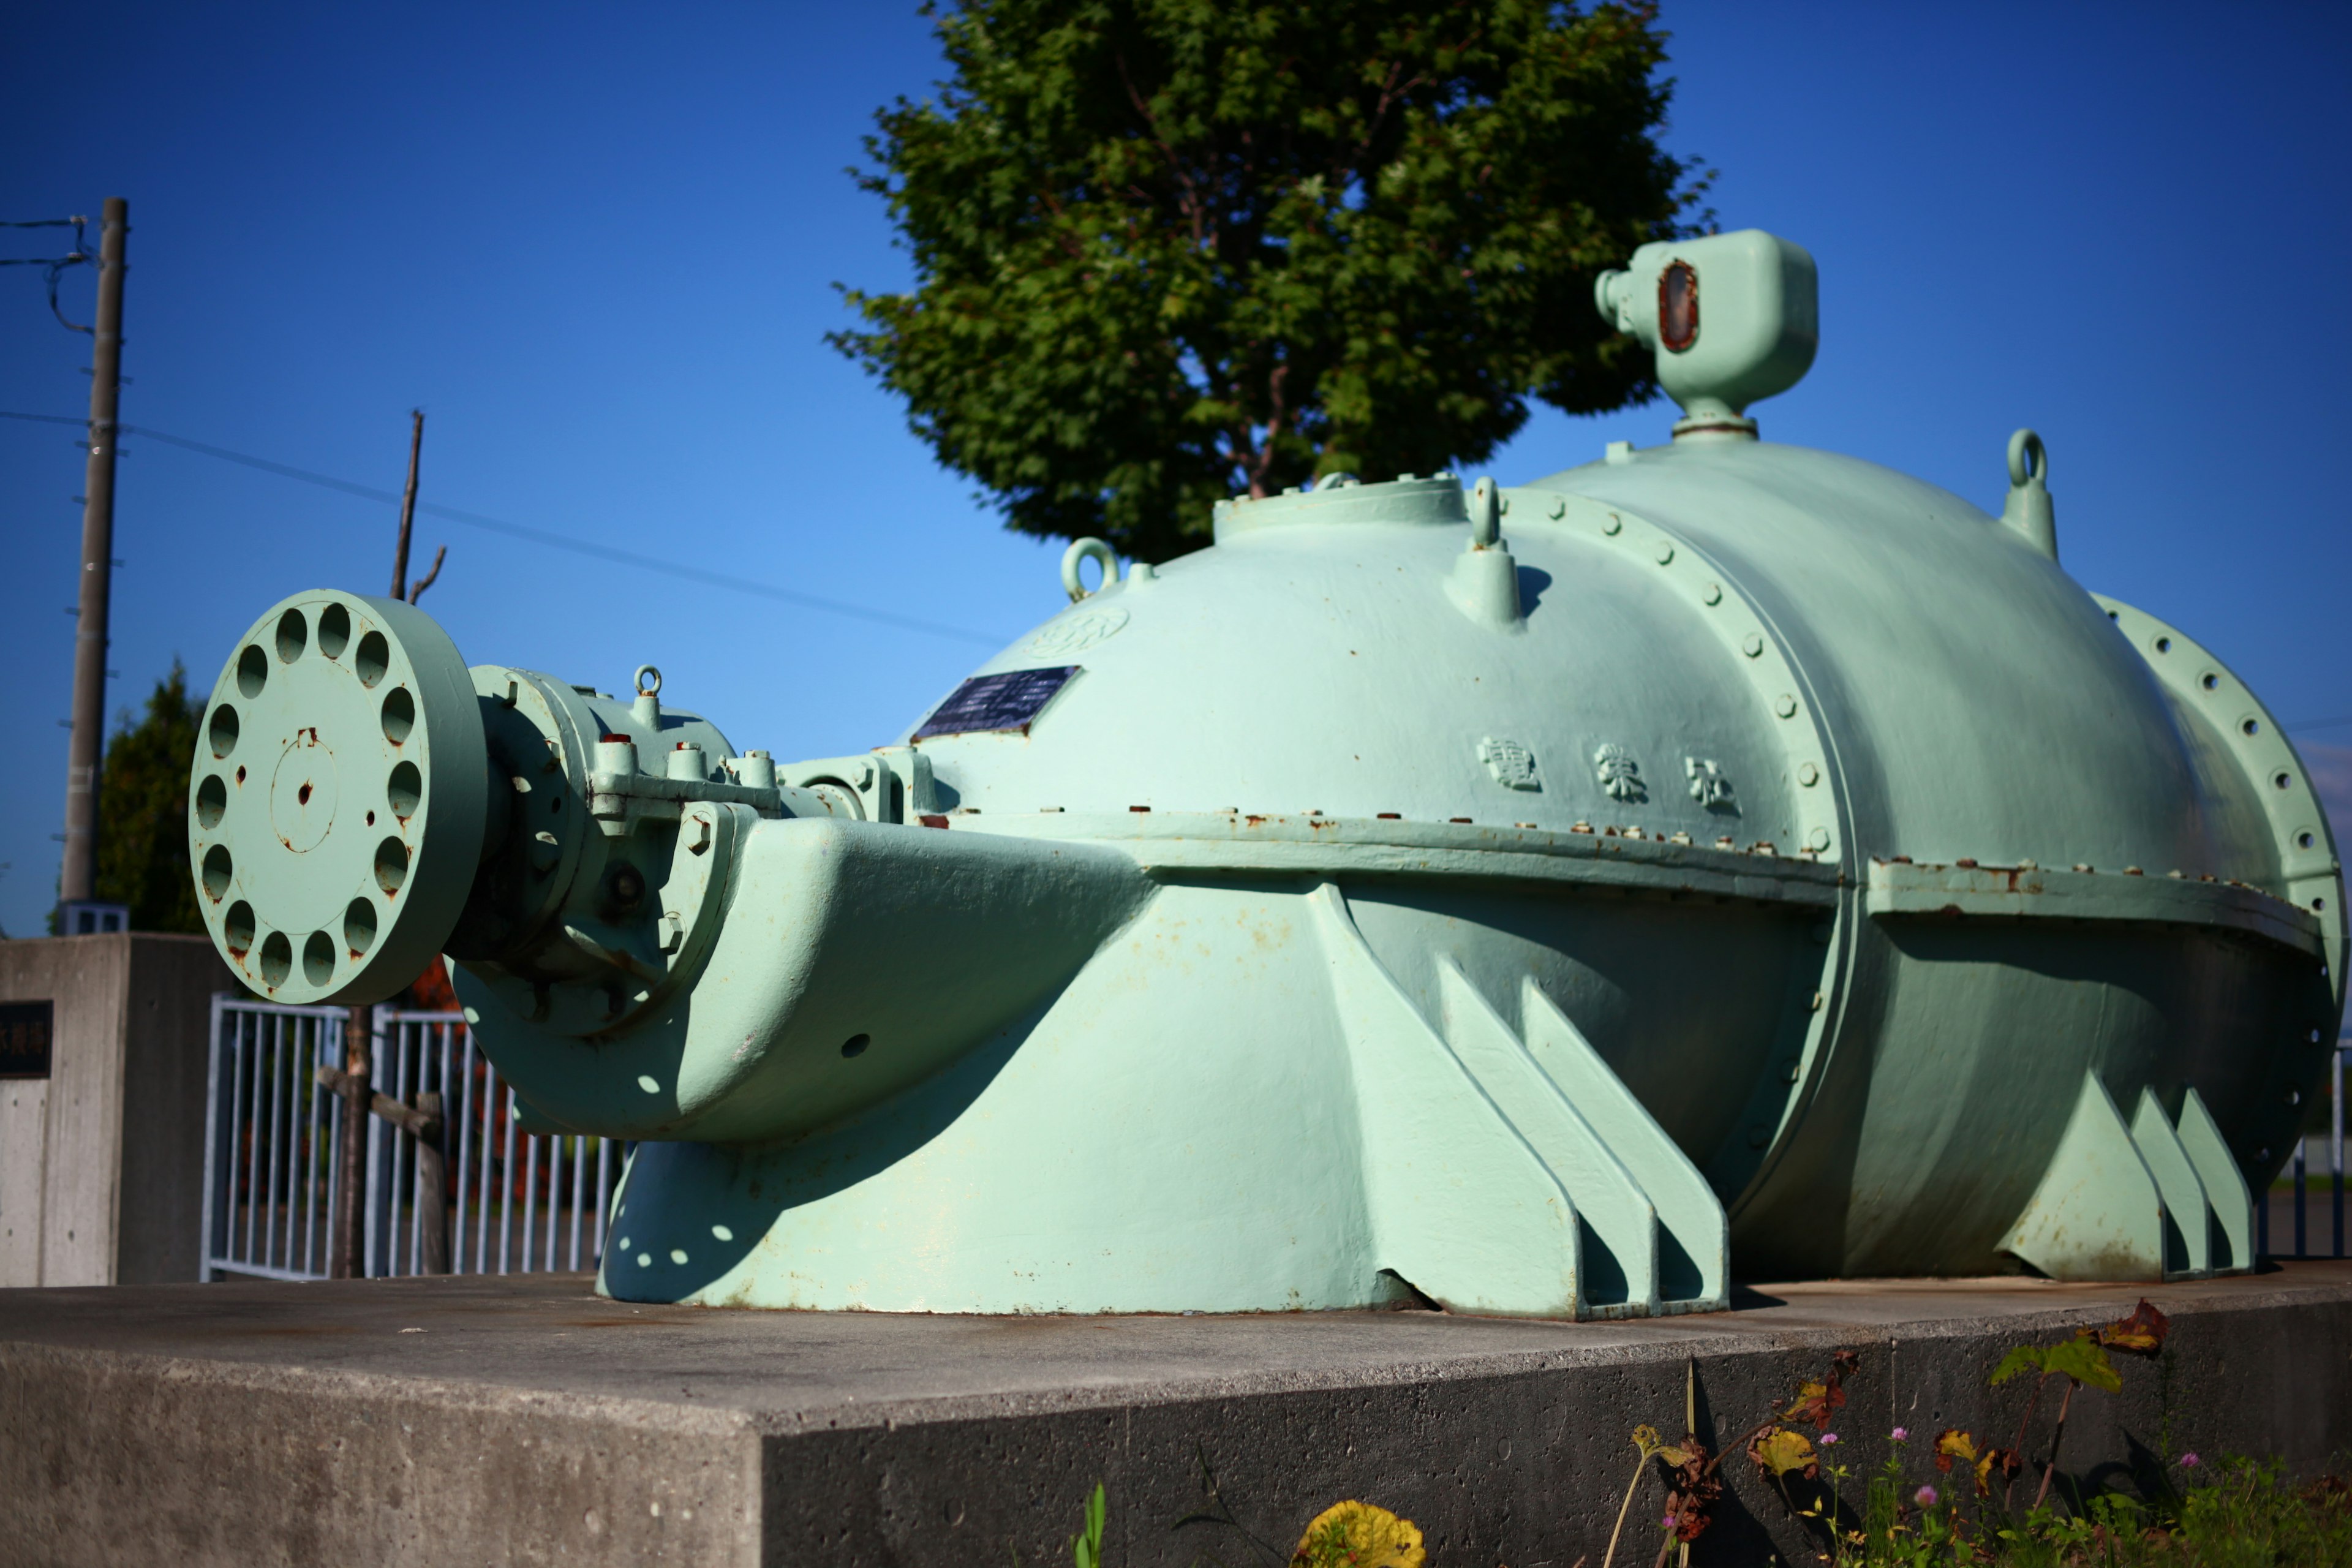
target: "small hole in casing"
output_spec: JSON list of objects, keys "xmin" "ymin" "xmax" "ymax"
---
[{"xmin": 840, "ymin": 1033, "xmax": 870, "ymax": 1058}]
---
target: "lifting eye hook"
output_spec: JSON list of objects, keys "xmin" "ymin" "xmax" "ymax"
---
[{"xmin": 1061, "ymin": 538, "xmax": 1119, "ymax": 601}]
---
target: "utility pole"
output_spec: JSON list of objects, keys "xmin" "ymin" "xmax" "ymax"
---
[{"xmin": 58, "ymin": 197, "xmax": 127, "ymax": 914}]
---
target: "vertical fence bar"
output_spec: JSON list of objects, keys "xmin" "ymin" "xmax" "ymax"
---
[
  {"xmin": 477, "ymin": 1046, "xmax": 497, "ymax": 1275},
  {"xmin": 557, "ymin": 1140, "xmax": 569, "ymax": 1270},
  {"xmin": 593, "ymin": 1139, "xmax": 612, "ymax": 1266},
  {"xmin": 2293, "ymin": 1139, "xmax": 2308, "ymax": 1257},
  {"xmin": 469, "ymin": 1035, "xmax": 491, "ymax": 1275},
  {"xmin": 451, "ymin": 1030, "xmax": 472, "ymax": 1273},
  {"xmin": 198, "ymin": 997, "xmax": 226, "ymax": 1281},
  {"xmin": 393, "ymin": 1014, "xmax": 416, "ymax": 1276},
  {"xmin": 522, "ymin": 1132, "xmax": 541, "ymax": 1272},
  {"xmin": 271, "ymin": 1016, "xmax": 296, "ymax": 1269},
  {"xmin": 320, "ymin": 1019, "xmax": 341, "ymax": 1278},
  {"xmin": 568, "ymin": 1135, "xmax": 588, "ymax": 1270},
  {"xmin": 2334, "ymin": 1042, "xmax": 2345, "ymax": 1260},
  {"xmin": 429, "ymin": 1020, "xmax": 451, "ymax": 1273},
  {"xmin": 300, "ymin": 1027, "xmax": 322, "ymax": 1275},
  {"xmin": 239, "ymin": 1014, "xmax": 265, "ymax": 1265},
  {"xmin": 547, "ymin": 1139, "xmax": 565, "ymax": 1270},
  {"xmin": 323, "ymin": 1006, "xmax": 346, "ymax": 1280},
  {"xmin": 498, "ymin": 1088, "xmax": 518, "ymax": 1275}
]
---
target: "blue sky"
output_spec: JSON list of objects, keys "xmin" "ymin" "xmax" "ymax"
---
[{"xmin": 2, "ymin": 1, "xmax": 2348, "ymax": 937}]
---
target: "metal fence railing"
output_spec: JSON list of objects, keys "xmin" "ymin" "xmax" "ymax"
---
[
  {"xmin": 200, "ymin": 996, "xmax": 628, "ymax": 1283},
  {"xmin": 2259, "ymin": 1038, "xmax": 2348, "ymax": 1262},
  {"xmin": 202, "ymin": 1003, "xmax": 2341, "ymax": 1281}
]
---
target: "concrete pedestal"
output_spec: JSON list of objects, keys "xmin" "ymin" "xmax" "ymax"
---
[
  {"xmin": 0, "ymin": 934, "xmax": 230, "ymax": 1287},
  {"xmin": 2, "ymin": 1264, "xmax": 2347, "ymax": 1566}
]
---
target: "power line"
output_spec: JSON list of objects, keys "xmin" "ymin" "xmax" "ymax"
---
[
  {"xmin": 1, "ymin": 215, "xmax": 94, "ymax": 332},
  {"xmin": 0, "ymin": 410, "xmax": 1009, "ymax": 646}
]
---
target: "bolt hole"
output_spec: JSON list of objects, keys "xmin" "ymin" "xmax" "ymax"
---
[
  {"xmin": 2298, "ymin": 831, "xmax": 2315, "ymax": 849},
  {"xmin": 355, "ymin": 630, "xmax": 390, "ymax": 687},
  {"xmin": 2153, "ymin": 635, "xmax": 2171, "ymax": 654},
  {"xmin": 298, "ymin": 782, "xmax": 312, "ymax": 806},
  {"xmin": 236, "ymin": 765, "xmax": 246, "ymax": 785},
  {"xmin": 201, "ymin": 843, "xmax": 233, "ymax": 902},
  {"xmin": 375, "ymin": 837, "xmax": 409, "ymax": 895},
  {"xmin": 208, "ymin": 704, "xmax": 239, "ymax": 759},
  {"xmin": 2316, "ymin": 896, "xmax": 2329, "ymax": 912},
  {"xmin": 275, "ymin": 608, "xmax": 308, "ymax": 663},
  {"xmin": 223, "ymin": 900, "xmax": 255, "ymax": 958},
  {"xmin": 2274, "ymin": 771, "xmax": 2293, "ymax": 790},
  {"xmin": 236, "ymin": 644, "xmax": 268, "ymax": 698},
  {"xmin": 317, "ymin": 601, "xmax": 351, "ymax": 660},
  {"xmin": 301, "ymin": 930, "xmax": 336, "ymax": 987},
  {"xmin": 2200, "ymin": 672, "xmax": 2219, "ymax": 691},
  {"xmin": 196, "ymin": 774, "xmax": 227, "ymax": 831},
  {"xmin": 840, "ymin": 1033, "xmax": 870, "ymax": 1058},
  {"xmin": 382, "ymin": 687, "xmax": 415, "ymax": 744},
  {"xmin": 344, "ymin": 897, "xmax": 378, "ymax": 957},
  {"xmin": 258, "ymin": 931, "xmax": 292, "ymax": 987},
  {"xmin": 366, "ymin": 810, "xmax": 375, "ymax": 826},
  {"xmin": 388, "ymin": 761, "xmax": 422, "ymax": 820},
  {"xmin": 2242, "ymin": 718, "xmax": 2262, "ymax": 737}
]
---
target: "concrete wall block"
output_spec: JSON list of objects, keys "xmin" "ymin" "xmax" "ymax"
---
[
  {"xmin": 0, "ymin": 935, "xmax": 230, "ymax": 1286},
  {"xmin": 0, "ymin": 1269, "xmax": 2346, "ymax": 1566}
]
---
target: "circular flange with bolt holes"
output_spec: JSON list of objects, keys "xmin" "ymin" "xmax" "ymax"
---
[{"xmin": 188, "ymin": 590, "xmax": 489, "ymax": 1004}]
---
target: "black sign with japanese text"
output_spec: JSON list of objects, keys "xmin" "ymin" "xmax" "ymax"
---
[
  {"xmin": 0, "ymin": 1001, "xmax": 53, "ymax": 1080},
  {"xmin": 912, "ymin": 666, "xmax": 1079, "ymax": 740}
]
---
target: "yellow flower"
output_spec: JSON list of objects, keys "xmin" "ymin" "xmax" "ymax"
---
[{"xmin": 1291, "ymin": 1501, "xmax": 1427, "ymax": 1568}]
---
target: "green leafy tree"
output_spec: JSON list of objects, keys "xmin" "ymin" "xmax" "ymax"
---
[
  {"xmin": 91, "ymin": 663, "xmax": 205, "ymax": 933},
  {"xmin": 833, "ymin": 0, "xmax": 1706, "ymax": 562}
]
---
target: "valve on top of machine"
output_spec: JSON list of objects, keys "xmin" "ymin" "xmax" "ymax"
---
[{"xmin": 1595, "ymin": 228, "xmax": 1819, "ymax": 440}]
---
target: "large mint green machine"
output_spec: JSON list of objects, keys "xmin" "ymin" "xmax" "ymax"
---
[{"xmin": 188, "ymin": 231, "xmax": 2343, "ymax": 1316}]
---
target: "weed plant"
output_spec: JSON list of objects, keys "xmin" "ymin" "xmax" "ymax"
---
[{"xmin": 1046, "ymin": 1299, "xmax": 2350, "ymax": 1567}]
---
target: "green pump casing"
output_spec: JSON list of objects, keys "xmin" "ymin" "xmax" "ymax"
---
[{"xmin": 187, "ymin": 229, "xmax": 2342, "ymax": 1315}]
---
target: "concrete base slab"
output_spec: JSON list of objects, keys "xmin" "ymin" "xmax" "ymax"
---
[{"xmin": 3, "ymin": 1264, "xmax": 2349, "ymax": 1566}]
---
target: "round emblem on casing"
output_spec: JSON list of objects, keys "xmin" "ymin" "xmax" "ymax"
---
[
  {"xmin": 269, "ymin": 734, "xmax": 339, "ymax": 853},
  {"xmin": 1024, "ymin": 606, "xmax": 1129, "ymax": 657}
]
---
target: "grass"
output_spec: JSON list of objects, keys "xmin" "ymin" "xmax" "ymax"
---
[{"xmin": 1844, "ymin": 1458, "xmax": 2352, "ymax": 1567}]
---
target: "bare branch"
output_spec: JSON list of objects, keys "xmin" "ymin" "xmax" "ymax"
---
[{"xmin": 406, "ymin": 545, "xmax": 446, "ymax": 604}]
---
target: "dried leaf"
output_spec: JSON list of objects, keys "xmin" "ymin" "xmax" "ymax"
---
[
  {"xmin": 2098, "ymin": 1298, "xmax": 2171, "ymax": 1356},
  {"xmin": 1933, "ymin": 1429, "xmax": 2018, "ymax": 1496},
  {"xmin": 1777, "ymin": 1351, "xmax": 1858, "ymax": 1428},
  {"xmin": 1751, "ymin": 1427, "xmax": 1819, "ymax": 1481},
  {"xmin": 1974, "ymin": 1446, "xmax": 2022, "ymax": 1497},
  {"xmin": 1659, "ymin": 1435, "xmax": 1719, "ymax": 1542},
  {"xmin": 1292, "ymin": 1502, "xmax": 1426, "ymax": 1568}
]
